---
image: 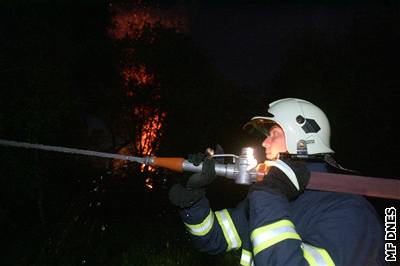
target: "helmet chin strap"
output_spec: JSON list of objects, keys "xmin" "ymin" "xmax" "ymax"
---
[
  {"xmin": 281, "ymin": 142, "xmax": 359, "ymax": 175},
  {"xmin": 323, "ymin": 154, "xmax": 360, "ymax": 174}
]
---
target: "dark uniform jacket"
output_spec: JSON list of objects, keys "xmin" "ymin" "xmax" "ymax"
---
[{"xmin": 178, "ymin": 161, "xmax": 386, "ymax": 266}]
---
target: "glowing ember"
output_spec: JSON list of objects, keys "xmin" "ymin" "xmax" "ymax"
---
[
  {"xmin": 122, "ymin": 65, "xmax": 154, "ymax": 88},
  {"xmin": 108, "ymin": 1, "xmax": 188, "ymax": 187},
  {"xmin": 137, "ymin": 109, "xmax": 166, "ymax": 172},
  {"xmin": 137, "ymin": 111, "xmax": 166, "ymax": 156},
  {"xmin": 145, "ymin": 177, "xmax": 154, "ymax": 190},
  {"xmin": 108, "ymin": 4, "xmax": 188, "ymax": 40}
]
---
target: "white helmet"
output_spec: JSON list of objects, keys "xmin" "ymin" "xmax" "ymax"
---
[{"xmin": 245, "ymin": 98, "xmax": 334, "ymax": 156}]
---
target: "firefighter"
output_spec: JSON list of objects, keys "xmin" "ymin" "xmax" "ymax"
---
[{"xmin": 169, "ymin": 98, "xmax": 386, "ymax": 265}]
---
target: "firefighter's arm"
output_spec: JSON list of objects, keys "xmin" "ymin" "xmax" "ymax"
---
[
  {"xmin": 177, "ymin": 196, "xmax": 243, "ymax": 255},
  {"xmin": 249, "ymin": 191, "xmax": 321, "ymax": 265},
  {"xmin": 170, "ymin": 147, "xmax": 242, "ymax": 254},
  {"xmin": 248, "ymin": 162, "xmax": 335, "ymax": 266}
]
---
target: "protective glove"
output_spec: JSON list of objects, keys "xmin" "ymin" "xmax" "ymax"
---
[
  {"xmin": 249, "ymin": 159, "xmax": 310, "ymax": 201},
  {"xmin": 169, "ymin": 145, "xmax": 223, "ymax": 208},
  {"xmin": 168, "ymin": 183, "xmax": 205, "ymax": 208},
  {"xmin": 185, "ymin": 144, "xmax": 224, "ymax": 189},
  {"xmin": 186, "ymin": 156, "xmax": 216, "ymax": 190}
]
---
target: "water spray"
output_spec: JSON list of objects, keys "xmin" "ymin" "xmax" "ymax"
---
[{"xmin": 0, "ymin": 139, "xmax": 399, "ymax": 199}]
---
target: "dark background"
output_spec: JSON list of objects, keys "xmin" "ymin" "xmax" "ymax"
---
[{"xmin": 0, "ymin": 0, "xmax": 399, "ymax": 265}]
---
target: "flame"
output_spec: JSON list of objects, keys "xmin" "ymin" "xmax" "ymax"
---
[
  {"xmin": 108, "ymin": 1, "xmax": 188, "ymax": 188},
  {"xmin": 137, "ymin": 109, "xmax": 166, "ymax": 156},
  {"xmin": 137, "ymin": 109, "xmax": 166, "ymax": 172}
]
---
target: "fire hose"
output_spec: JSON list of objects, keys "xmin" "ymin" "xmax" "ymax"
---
[{"xmin": 0, "ymin": 139, "xmax": 399, "ymax": 199}]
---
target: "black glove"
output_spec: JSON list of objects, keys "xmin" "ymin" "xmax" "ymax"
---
[
  {"xmin": 168, "ymin": 183, "xmax": 205, "ymax": 208},
  {"xmin": 169, "ymin": 145, "xmax": 223, "ymax": 208},
  {"xmin": 186, "ymin": 157, "xmax": 216, "ymax": 190},
  {"xmin": 249, "ymin": 159, "xmax": 310, "ymax": 201},
  {"xmin": 185, "ymin": 144, "xmax": 223, "ymax": 189}
]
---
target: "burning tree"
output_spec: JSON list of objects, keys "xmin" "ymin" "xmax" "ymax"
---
[{"xmin": 108, "ymin": 1, "xmax": 188, "ymax": 179}]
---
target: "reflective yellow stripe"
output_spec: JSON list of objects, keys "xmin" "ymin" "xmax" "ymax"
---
[
  {"xmin": 215, "ymin": 209, "xmax": 242, "ymax": 251},
  {"xmin": 240, "ymin": 249, "xmax": 253, "ymax": 266},
  {"xmin": 184, "ymin": 210, "xmax": 214, "ymax": 236},
  {"xmin": 251, "ymin": 219, "xmax": 301, "ymax": 255},
  {"xmin": 303, "ymin": 243, "xmax": 335, "ymax": 266},
  {"xmin": 304, "ymin": 247, "xmax": 318, "ymax": 265}
]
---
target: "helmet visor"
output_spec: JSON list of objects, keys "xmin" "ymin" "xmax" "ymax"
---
[{"xmin": 243, "ymin": 114, "xmax": 277, "ymax": 136}]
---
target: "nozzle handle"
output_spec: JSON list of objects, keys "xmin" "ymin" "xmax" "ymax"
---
[{"xmin": 152, "ymin": 157, "xmax": 185, "ymax": 172}]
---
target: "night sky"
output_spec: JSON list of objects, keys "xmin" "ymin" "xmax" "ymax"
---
[
  {"xmin": 190, "ymin": 1, "xmax": 399, "ymax": 177},
  {"xmin": 191, "ymin": 3, "xmax": 358, "ymax": 86},
  {"xmin": 0, "ymin": 0, "xmax": 399, "ymax": 265}
]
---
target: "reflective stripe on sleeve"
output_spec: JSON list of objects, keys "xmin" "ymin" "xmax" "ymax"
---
[
  {"xmin": 184, "ymin": 209, "xmax": 214, "ymax": 236},
  {"xmin": 303, "ymin": 243, "xmax": 335, "ymax": 266},
  {"xmin": 215, "ymin": 209, "xmax": 242, "ymax": 251},
  {"xmin": 240, "ymin": 249, "xmax": 254, "ymax": 266},
  {"xmin": 251, "ymin": 219, "xmax": 301, "ymax": 255}
]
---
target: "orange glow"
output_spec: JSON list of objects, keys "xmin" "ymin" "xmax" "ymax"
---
[
  {"xmin": 108, "ymin": 4, "xmax": 188, "ymax": 40},
  {"xmin": 140, "ymin": 164, "xmax": 155, "ymax": 172},
  {"xmin": 108, "ymin": 1, "xmax": 188, "ymax": 186},
  {"xmin": 138, "ymin": 111, "xmax": 166, "ymax": 156},
  {"xmin": 255, "ymin": 162, "xmax": 270, "ymax": 182},
  {"xmin": 131, "ymin": 105, "xmax": 166, "ymax": 173},
  {"xmin": 122, "ymin": 65, "xmax": 154, "ymax": 87},
  {"xmin": 145, "ymin": 177, "xmax": 154, "ymax": 190}
]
